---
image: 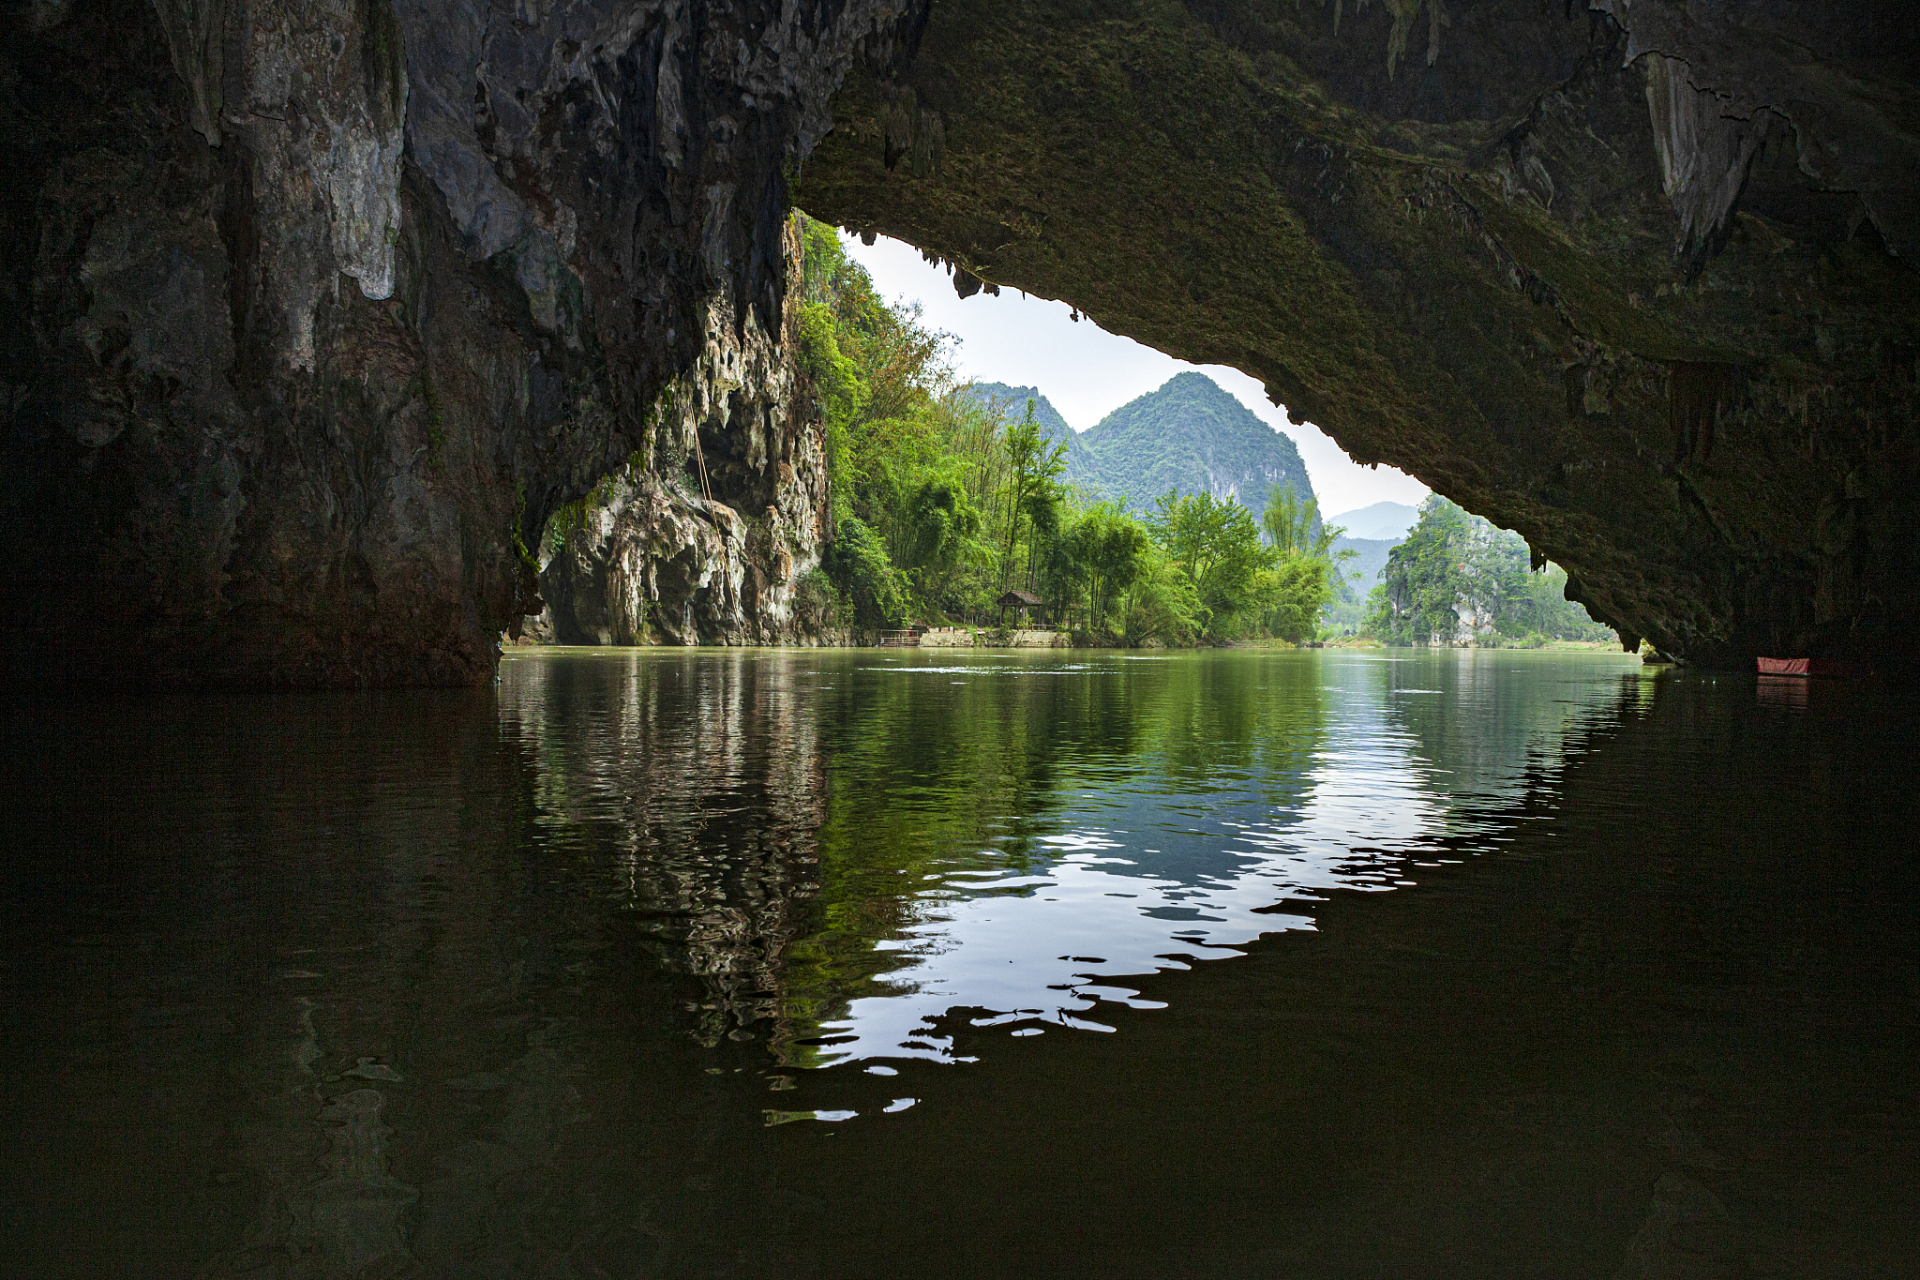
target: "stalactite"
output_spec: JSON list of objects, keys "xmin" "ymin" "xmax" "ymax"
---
[{"xmin": 1668, "ymin": 362, "xmax": 1740, "ymax": 464}]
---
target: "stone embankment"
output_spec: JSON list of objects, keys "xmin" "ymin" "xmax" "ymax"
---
[
  {"xmin": 917, "ymin": 628, "xmax": 971, "ymax": 648},
  {"xmin": 918, "ymin": 628, "xmax": 1066, "ymax": 649}
]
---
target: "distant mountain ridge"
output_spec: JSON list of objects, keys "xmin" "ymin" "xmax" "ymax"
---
[
  {"xmin": 965, "ymin": 382, "xmax": 1096, "ymax": 470},
  {"xmin": 1325, "ymin": 503, "xmax": 1420, "ymax": 600},
  {"xmin": 1331, "ymin": 536, "xmax": 1398, "ymax": 602},
  {"xmin": 964, "ymin": 372, "xmax": 1315, "ymax": 523},
  {"xmin": 1326, "ymin": 501, "xmax": 1419, "ymax": 541}
]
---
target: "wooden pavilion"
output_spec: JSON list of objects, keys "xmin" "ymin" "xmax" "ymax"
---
[{"xmin": 996, "ymin": 588, "xmax": 1045, "ymax": 626}]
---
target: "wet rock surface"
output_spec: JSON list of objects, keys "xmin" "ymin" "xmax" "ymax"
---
[
  {"xmin": 3, "ymin": 0, "xmax": 1917, "ymax": 682},
  {"xmin": 536, "ymin": 279, "xmax": 837, "ymax": 647}
]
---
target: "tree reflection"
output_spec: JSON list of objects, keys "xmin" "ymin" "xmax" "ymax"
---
[{"xmin": 499, "ymin": 649, "xmax": 1640, "ymax": 1070}]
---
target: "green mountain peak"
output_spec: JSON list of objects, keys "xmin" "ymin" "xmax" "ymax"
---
[
  {"xmin": 962, "ymin": 373, "xmax": 1316, "ymax": 522},
  {"xmin": 1076, "ymin": 373, "xmax": 1314, "ymax": 521}
]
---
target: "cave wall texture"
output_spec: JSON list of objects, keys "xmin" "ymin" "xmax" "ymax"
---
[
  {"xmin": 2, "ymin": 0, "xmax": 912, "ymax": 684},
  {"xmin": 3, "ymin": 0, "xmax": 1916, "ymax": 683},
  {"xmin": 799, "ymin": 0, "xmax": 1920, "ymax": 668}
]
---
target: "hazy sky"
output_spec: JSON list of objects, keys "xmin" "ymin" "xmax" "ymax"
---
[{"xmin": 842, "ymin": 234, "xmax": 1429, "ymax": 518}]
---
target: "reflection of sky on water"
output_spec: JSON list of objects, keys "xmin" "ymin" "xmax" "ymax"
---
[{"xmin": 809, "ymin": 653, "xmax": 1630, "ymax": 1067}]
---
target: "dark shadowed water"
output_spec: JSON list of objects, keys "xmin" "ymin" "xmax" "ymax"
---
[{"xmin": 3, "ymin": 648, "xmax": 1916, "ymax": 1278}]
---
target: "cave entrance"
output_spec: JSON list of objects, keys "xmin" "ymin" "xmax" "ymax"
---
[{"xmin": 528, "ymin": 215, "xmax": 1620, "ymax": 655}]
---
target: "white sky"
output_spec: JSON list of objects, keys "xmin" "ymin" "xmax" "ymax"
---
[{"xmin": 842, "ymin": 234, "xmax": 1428, "ymax": 518}]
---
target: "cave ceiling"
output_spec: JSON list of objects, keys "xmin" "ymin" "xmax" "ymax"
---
[{"xmin": 799, "ymin": 0, "xmax": 1920, "ymax": 666}]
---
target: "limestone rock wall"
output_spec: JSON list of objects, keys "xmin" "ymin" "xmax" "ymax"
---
[
  {"xmin": 1, "ymin": 0, "xmax": 915, "ymax": 685},
  {"xmin": 536, "ymin": 281, "xmax": 837, "ymax": 647}
]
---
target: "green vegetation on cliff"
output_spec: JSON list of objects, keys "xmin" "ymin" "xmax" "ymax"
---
[
  {"xmin": 1077, "ymin": 373, "xmax": 1314, "ymax": 525},
  {"xmin": 965, "ymin": 373, "xmax": 1315, "ymax": 527},
  {"xmin": 964, "ymin": 383, "xmax": 1091, "ymax": 468},
  {"xmin": 1363, "ymin": 497, "xmax": 1616, "ymax": 646},
  {"xmin": 797, "ymin": 215, "xmax": 1058, "ymax": 629}
]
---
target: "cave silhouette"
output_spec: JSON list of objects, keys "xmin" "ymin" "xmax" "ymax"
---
[{"xmin": 2, "ymin": 0, "xmax": 1915, "ymax": 684}]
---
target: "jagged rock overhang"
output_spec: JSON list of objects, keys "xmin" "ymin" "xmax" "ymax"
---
[
  {"xmin": 797, "ymin": 0, "xmax": 1920, "ymax": 665},
  {"xmin": 0, "ymin": 0, "xmax": 921, "ymax": 686}
]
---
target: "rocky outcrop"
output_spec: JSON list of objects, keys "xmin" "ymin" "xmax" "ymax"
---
[
  {"xmin": 535, "ymin": 277, "xmax": 837, "ymax": 646},
  {"xmin": 4, "ymin": 0, "xmax": 1917, "ymax": 681}
]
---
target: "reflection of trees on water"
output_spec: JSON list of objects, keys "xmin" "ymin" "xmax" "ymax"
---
[
  {"xmin": 1365, "ymin": 652, "xmax": 1656, "ymax": 810},
  {"xmin": 502, "ymin": 654, "xmax": 1334, "ymax": 1056},
  {"xmin": 777, "ymin": 656, "xmax": 1336, "ymax": 1056},
  {"xmin": 502, "ymin": 652, "xmax": 828, "ymax": 1048},
  {"xmin": 20, "ymin": 650, "xmax": 1908, "ymax": 1279},
  {"xmin": 9, "ymin": 650, "xmax": 1668, "ymax": 1279},
  {"xmin": 499, "ymin": 652, "xmax": 1651, "ymax": 1063}
]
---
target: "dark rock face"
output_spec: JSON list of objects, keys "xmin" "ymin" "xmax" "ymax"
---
[
  {"xmin": 3, "ymin": 0, "xmax": 1916, "ymax": 681},
  {"xmin": 2, "ymin": 0, "xmax": 911, "ymax": 684},
  {"xmin": 801, "ymin": 0, "xmax": 1920, "ymax": 667}
]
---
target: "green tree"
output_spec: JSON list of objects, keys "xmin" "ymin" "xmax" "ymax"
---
[
  {"xmin": 1369, "ymin": 497, "xmax": 1471, "ymax": 644},
  {"xmin": 1366, "ymin": 496, "xmax": 1613, "ymax": 644},
  {"xmin": 1000, "ymin": 400, "xmax": 1069, "ymax": 592},
  {"xmin": 794, "ymin": 301, "xmax": 866, "ymax": 520},
  {"xmin": 1258, "ymin": 483, "xmax": 1354, "ymax": 642},
  {"xmin": 796, "ymin": 214, "xmax": 963, "ymax": 621},
  {"xmin": 1120, "ymin": 545, "xmax": 1204, "ymax": 647},
  {"xmin": 823, "ymin": 516, "xmax": 909, "ymax": 629},
  {"xmin": 899, "ymin": 476, "xmax": 991, "ymax": 604},
  {"xmin": 1145, "ymin": 489, "xmax": 1271, "ymax": 641},
  {"xmin": 1020, "ymin": 480, "xmax": 1064, "ymax": 594},
  {"xmin": 1064, "ymin": 503, "xmax": 1151, "ymax": 635}
]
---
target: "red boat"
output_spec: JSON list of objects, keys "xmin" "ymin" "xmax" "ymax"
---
[{"xmin": 1756, "ymin": 657, "xmax": 1870, "ymax": 678}]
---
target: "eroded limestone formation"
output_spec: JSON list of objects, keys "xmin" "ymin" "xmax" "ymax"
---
[
  {"xmin": 2, "ymin": 0, "xmax": 914, "ymax": 684},
  {"xmin": 2, "ymin": 0, "xmax": 1915, "ymax": 681},
  {"xmin": 534, "ymin": 267, "xmax": 837, "ymax": 647}
]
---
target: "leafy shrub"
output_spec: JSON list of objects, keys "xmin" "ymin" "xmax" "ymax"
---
[{"xmin": 823, "ymin": 516, "xmax": 908, "ymax": 630}]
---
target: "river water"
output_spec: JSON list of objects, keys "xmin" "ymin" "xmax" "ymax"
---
[{"xmin": 3, "ymin": 648, "xmax": 1916, "ymax": 1277}]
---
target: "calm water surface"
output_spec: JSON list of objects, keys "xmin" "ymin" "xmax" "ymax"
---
[{"xmin": 3, "ymin": 648, "xmax": 1916, "ymax": 1277}]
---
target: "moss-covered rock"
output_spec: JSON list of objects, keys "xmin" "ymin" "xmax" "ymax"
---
[{"xmin": 799, "ymin": 0, "xmax": 1920, "ymax": 667}]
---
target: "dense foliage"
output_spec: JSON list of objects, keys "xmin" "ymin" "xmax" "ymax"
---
[
  {"xmin": 965, "ymin": 382, "xmax": 1092, "ymax": 470},
  {"xmin": 797, "ymin": 217, "xmax": 1366, "ymax": 645},
  {"xmin": 1363, "ymin": 496, "xmax": 1616, "ymax": 646},
  {"xmin": 796, "ymin": 215, "xmax": 1055, "ymax": 628}
]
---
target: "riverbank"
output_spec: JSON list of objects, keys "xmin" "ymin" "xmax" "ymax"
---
[
  {"xmin": 1309, "ymin": 637, "xmax": 1623, "ymax": 652},
  {"xmin": 504, "ymin": 631, "xmax": 1626, "ymax": 653},
  {"xmin": 506, "ymin": 626, "xmax": 1073, "ymax": 650}
]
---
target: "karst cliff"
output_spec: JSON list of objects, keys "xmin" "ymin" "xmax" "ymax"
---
[
  {"xmin": 531, "ymin": 245, "xmax": 839, "ymax": 650},
  {"xmin": 2, "ymin": 0, "xmax": 905, "ymax": 684},
  {"xmin": 3, "ymin": 0, "xmax": 1916, "ymax": 683}
]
